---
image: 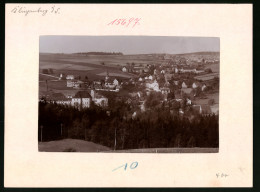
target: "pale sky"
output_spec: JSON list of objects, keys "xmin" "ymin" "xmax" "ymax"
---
[{"xmin": 40, "ymin": 36, "xmax": 219, "ymax": 55}]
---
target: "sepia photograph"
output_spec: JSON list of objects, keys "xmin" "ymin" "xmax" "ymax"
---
[{"xmin": 38, "ymin": 36, "xmax": 220, "ymax": 153}]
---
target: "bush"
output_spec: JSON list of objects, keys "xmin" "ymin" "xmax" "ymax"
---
[
  {"xmin": 63, "ymin": 148, "xmax": 77, "ymax": 152},
  {"xmin": 42, "ymin": 69, "xmax": 49, "ymax": 74},
  {"xmin": 208, "ymin": 99, "xmax": 215, "ymax": 105},
  {"xmin": 205, "ymin": 68, "xmax": 212, "ymax": 73}
]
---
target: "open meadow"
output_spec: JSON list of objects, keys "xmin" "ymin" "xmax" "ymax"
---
[{"xmin": 39, "ymin": 53, "xmax": 142, "ymax": 81}]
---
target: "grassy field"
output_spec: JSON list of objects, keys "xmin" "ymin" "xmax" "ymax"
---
[
  {"xmin": 207, "ymin": 63, "xmax": 220, "ymax": 73},
  {"xmin": 109, "ymin": 148, "xmax": 219, "ymax": 153},
  {"xmin": 38, "ymin": 139, "xmax": 111, "ymax": 152},
  {"xmin": 194, "ymin": 92, "xmax": 219, "ymax": 105},
  {"xmin": 194, "ymin": 73, "xmax": 219, "ymax": 81},
  {"xmin": 39, "ymin": 53, "xmax": 138, "ymax": 81},
  {"xmin": 39, "ymin": 80, "xmax": 69, "ymax": 91},
  {"xmin": 38, "ymin": 139, "xmax": 218, "ymax": 153},
  {"xmin": 39, "ymin": 73, "xmax": 59, "ymax": 81},
  {"xmin": 97, "ymin": 72, "xmax": 133, "ymax": 78},
  {"xmin": 40, "ymin": 61, "xmax": 96, "ymax": 71}
]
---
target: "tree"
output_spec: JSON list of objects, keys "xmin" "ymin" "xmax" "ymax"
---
[
  {"xmin": 174, "ymin": 133, "xmax": 182, "ymax": 147},
  {"xmin": 48, "ymin": 68, "xmax": 53, "ymax": 74},
  {"xmin": 205, "ymin": 68, "xmax": 212, "ymax": 73},
  {"xmin": 187, "ymin": 136, "xmax": 196, "ymax": 147},
  {"xmin": 208, "ymin": 99, "xmax": 215, "ymax": 105},
  {"xmin": 145, "ymin": 92, "xmax": 163, "ymax": 109},
  {"xmin": 81, "ymin": 114, "xmax": 90, "ymax": 140},
  {"xmin": 167, "ymin": 91, "xmax": 175, "ymax": 100},
  {"xmin": 42, "ymin": 69, "xmax": 49, "ymax": 74}
]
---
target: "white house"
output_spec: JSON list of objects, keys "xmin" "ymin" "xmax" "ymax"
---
[
  {"xmin": 186, "ymin": 98, "xmax": 192, "ymax": 105},
  {"xmin": 192, "ymin": 82, "xmax": 198, "ymax": 89},
  {"xmin": 66, "ymin": 75, "xmax": 75, "ymax": 80},
  {"xmin": 202, "ymin": 84, "xmax": 207, "ymax": 91},
  {"xmin": 174, "ymin": 81, "xmax": 179, "ymax": 85},
  {"xmin": 56, "ymin": 99, "xmax": 71, "ymax": 105},
  {"xmin": 160, "ymin": 87, "xmax": 170, "ymax": 95},
  {"xmin": 113, "ymin": 79, "xmax": 119, "ymax": 86},
  {"xmin": 182, "ymin": 82, "xmax": 188, "ymax": 88},
  {"xmin": 59, "ymin": 73, "xmax": 64, "ymax": 80},
  {"xmin": 122, "ymin": 67, "xmax": 127, "ymax": 72},
  {"xmin": 71, "ymin": 91, "xmax": 91, "ymax": 109},
  {"xmin": 146, "ymin": 80, "xmax": 160, "ymax": 92},
  {"xmin": 67, "ymin": 80, "xmax": 83, "ymax": 88}
]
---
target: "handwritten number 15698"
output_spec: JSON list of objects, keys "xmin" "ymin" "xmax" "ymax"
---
[{"xmin": 108, "ymin": 18, "xmax": 141, "ymax": 28}]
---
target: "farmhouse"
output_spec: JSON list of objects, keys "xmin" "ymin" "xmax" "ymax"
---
[
  {"xmin": 90, "ymin": 90, "xmax": 108, "ymax": 107},
  {"xmin": 122, "ymin": 67, "xmax": 127, "ymax": 72},
  {"xmin": 71, "ymin": 91, "xmax": 91, "ymax": 109},
  {"xmin": 105, "ymin": 78, "xmax": 119, "ymax": 89},
  {"xmin": 182, "ymin": 82, "xmax": 188, "ymax": 88},
  {"xmin": 66, "ymin": 75, "xmax": 75, "ymax": 80},
  {"xmin": 48, "ymin": 93, "xmax": 71, "ymax": 105},
  {"xmin": 67, "ymin": 80, "xmax": 83, "ymax": 88},
  {"xmin": 192, "ymin": 82, "xmax": 201, "ymax": 89},
  {"xmin": 160, "ymin": 87, "xmax": 170, "ymax": 95},
  {"xmin": 56, "ymin": 99, "xmax": 71, "ymax": 105},
  {"xmin": 146, "ymin": 80, "xmax": 160, "ymax": 92}
]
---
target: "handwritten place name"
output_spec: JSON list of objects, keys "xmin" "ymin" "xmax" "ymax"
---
[
  {"xmin": 112, "ymin": 161, "xmax": 138, "ymax": 172},
  {"xmin": 108, "ymin": 18, "xmax": 141, "ymax": 28},
  {"xmin": 216, "ymin": 173, "xmax": 229, "ymax": 178},
  {"xmin": 11, "ymin": 5, "xmax": 60, "ymax": 16}
]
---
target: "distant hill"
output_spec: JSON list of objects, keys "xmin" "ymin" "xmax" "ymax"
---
[
  {"xmin": 173, "ymin": 51, "xmax": 220, "ymax": 56},
  {"xmin": 74, "ymin": 52, "xmax": 124, "ymax": 56}
]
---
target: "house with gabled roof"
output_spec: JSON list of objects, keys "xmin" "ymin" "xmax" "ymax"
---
[
  {"xmin": 72, "ymin": 91, "xmax": 91, "ymax": 109},
  {"xmin": 182, "ymin": 82, "xmax": 188, "ymax": 88}
]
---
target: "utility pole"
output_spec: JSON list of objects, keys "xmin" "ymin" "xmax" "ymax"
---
[
  {"xmin": 45, "ymin": 80, "xmax": 48, "ymax": 92},
  {"xmin": 60, "ymin": 123, "xmax": 63, "ymax": 137},
  {"xmin": 114, "ymin": 127, "xmax": 117, "ymax": 151},
  {"xmin": 40, "ymin": 125, "xmax": 43, "ymax": 142}
]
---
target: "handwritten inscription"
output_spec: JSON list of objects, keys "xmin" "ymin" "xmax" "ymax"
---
[
  {"xmin": 108, "ymin": 18, "xmax": 141, "ymax": 28},
  {"xmin": 112, "ymin": 161, "xmax": 138, "ymax": 172},
  {"xmin": 216, "ymin": 173, "xmax": 229, "ymax": 178},
  {"xmin": 11, "ymin": 5, "xmax": 60, "ymax": 16}
]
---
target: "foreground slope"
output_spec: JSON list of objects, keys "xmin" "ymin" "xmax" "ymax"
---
[{"xmin": 38, "ymin": 139, "xmax": 111, "ymax": 152}]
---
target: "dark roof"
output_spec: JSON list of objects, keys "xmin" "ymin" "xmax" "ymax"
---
[
  {"xmin": 181, "ymin": 88, "xmax": 193, "ymax": 94},
  {"xmin": 201, "ymin": 105, "xmax": 212, "ymax": 114},
  {"xmin": 74, "ymin": 91, "xmax": 91, "ymax": 98},
  {"xmin": 49, "ymin": 93, "xmax": 66, "ymax": 100},
  {"xmin": 192, "ymin": 105, "xmax": 201, "ymax": 113}
]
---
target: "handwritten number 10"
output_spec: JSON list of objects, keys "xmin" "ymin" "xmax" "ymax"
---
[{"xmin": 112, "ymin": 161, "xmax": 138, "ymax": 172}]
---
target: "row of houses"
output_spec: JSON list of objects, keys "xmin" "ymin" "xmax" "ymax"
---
[
  {"xmin": 65, "ymin": 72, "xmax": 121, "ymax": 91},
  {"xmin": 45, "ymin": 90, "xmax": 108, "ymax": 109}
]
